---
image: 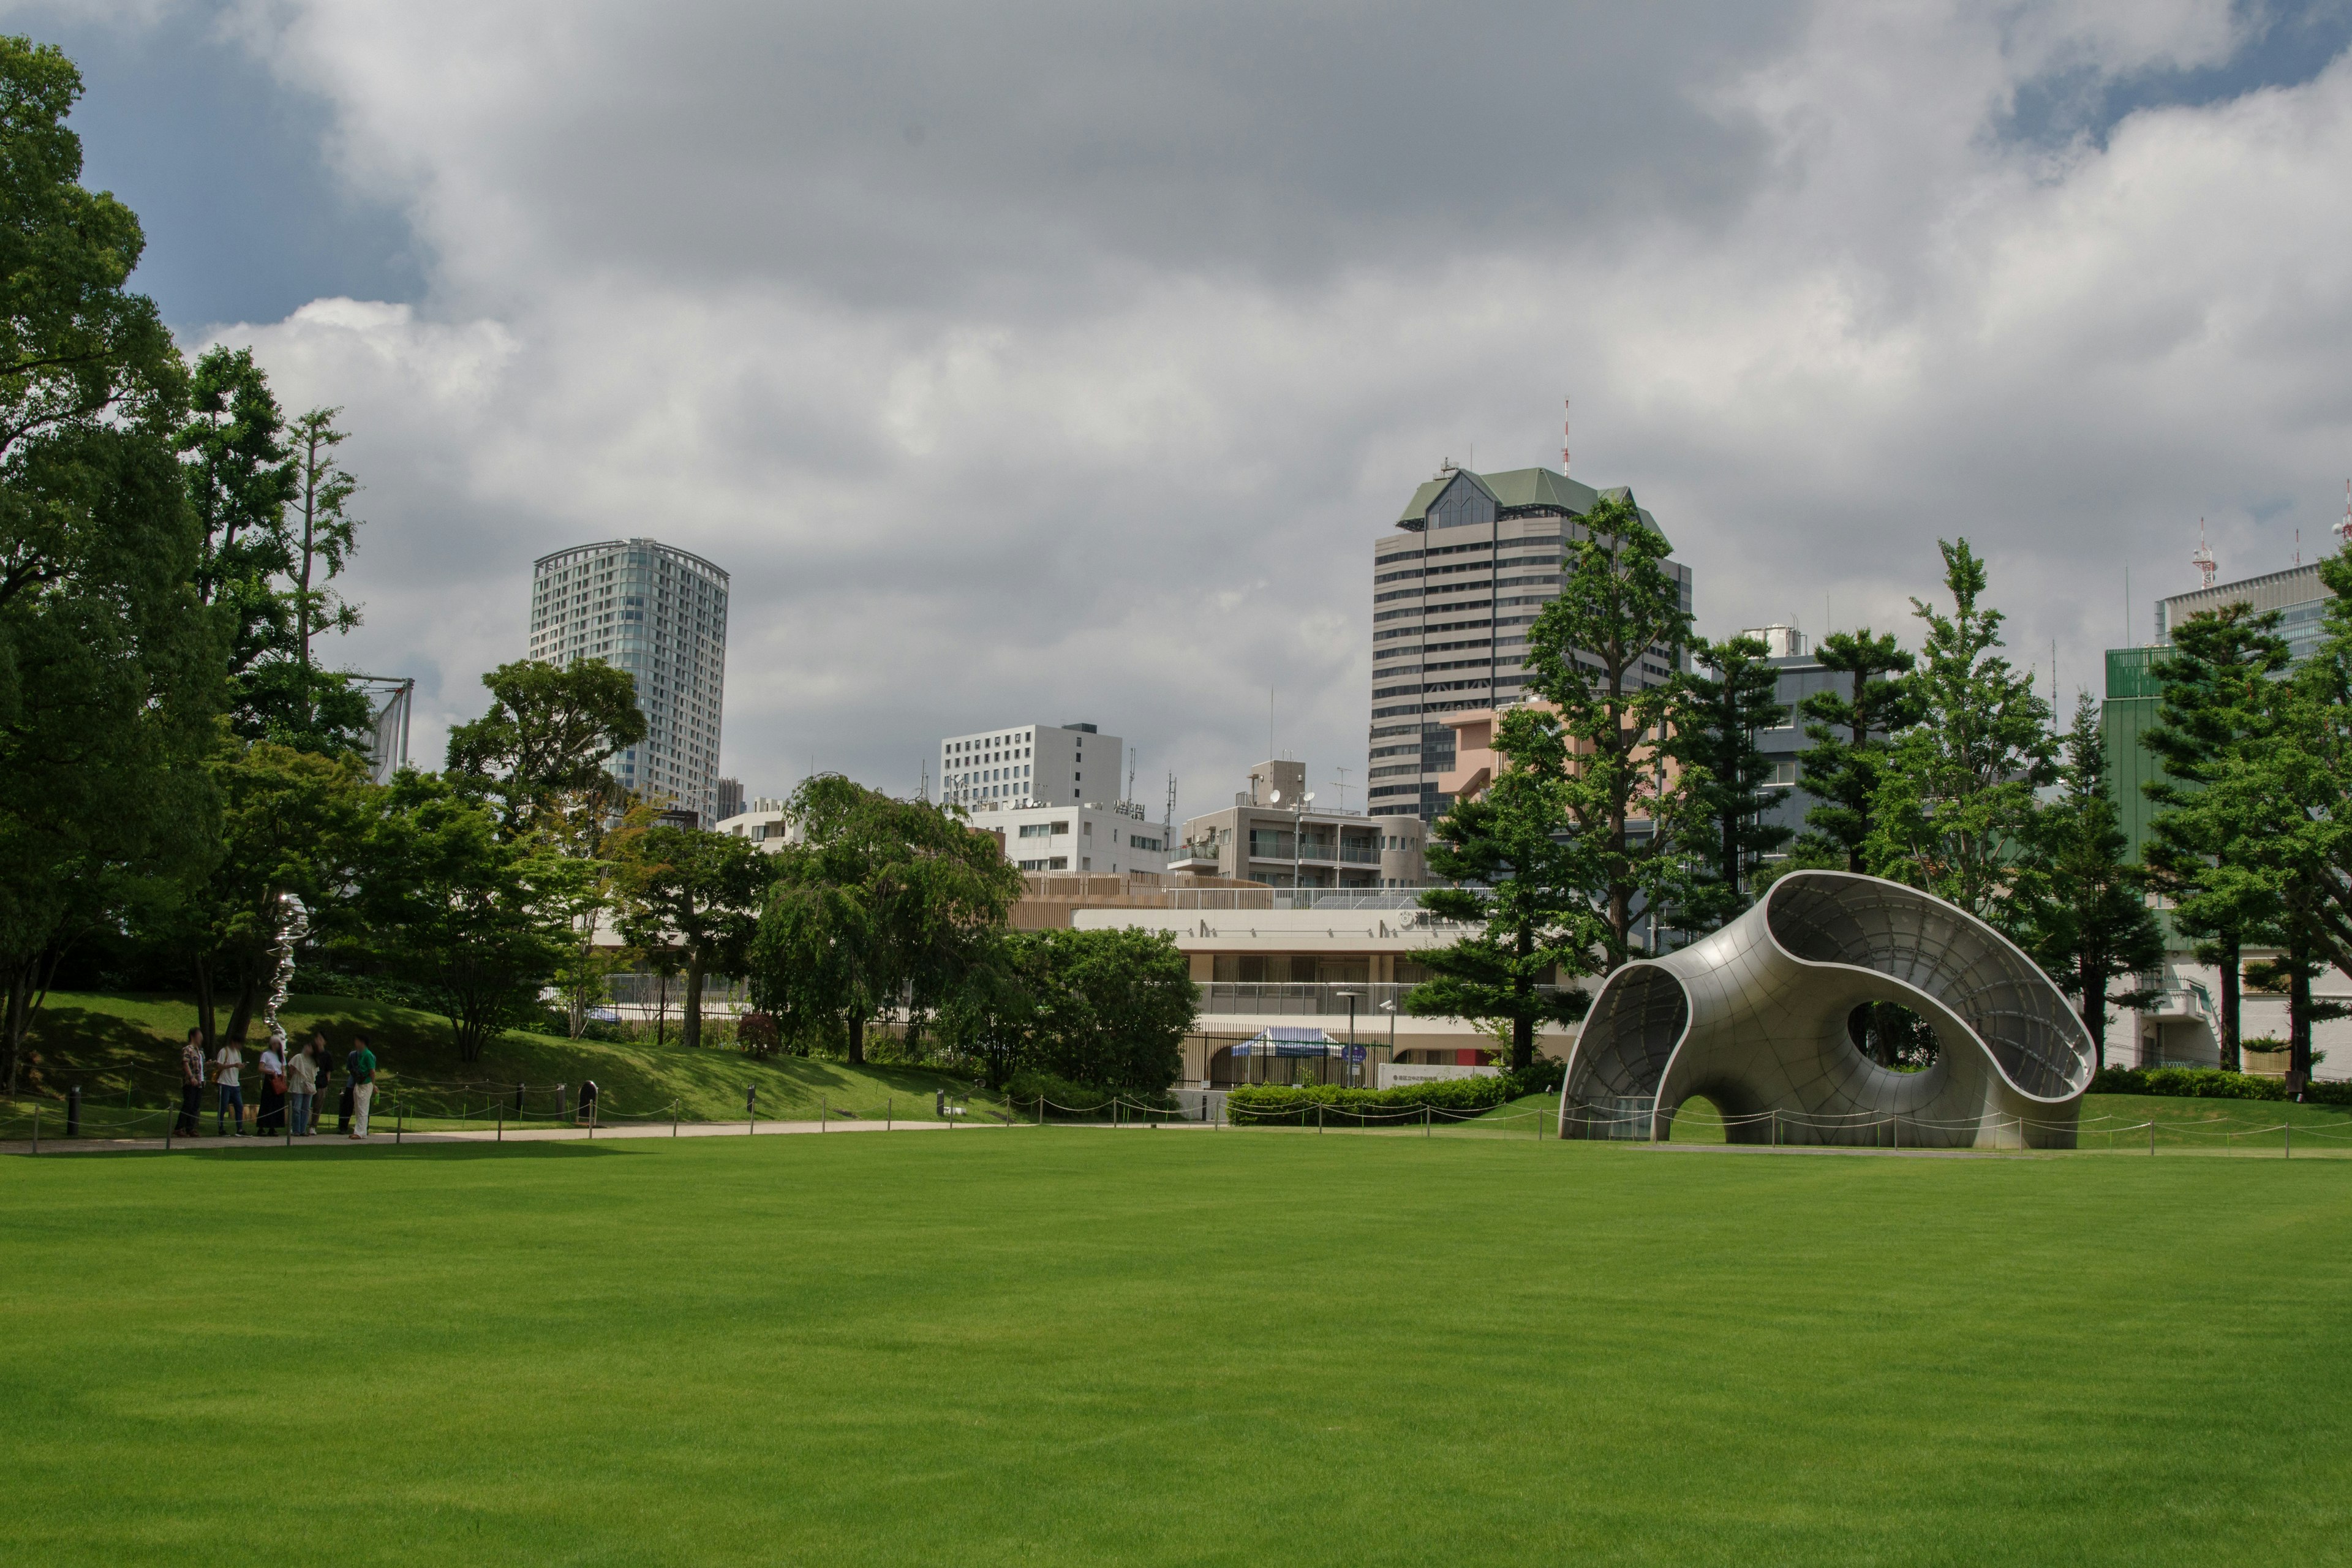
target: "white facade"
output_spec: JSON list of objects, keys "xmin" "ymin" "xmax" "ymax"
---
[
  {"xmin": 970, "ymin": 799, "xmax": 1167, "ymax": 875},
  {"xmin": 715, "ymin": 799, "xmax": 794, "ymax": 851},
  {"xmin": 529, "ymin": 538, "xmax": 729, "ymax": 824},
  {"xmin": 939, "ymin": 722, "xmax": 1124, "ymax": 810}
]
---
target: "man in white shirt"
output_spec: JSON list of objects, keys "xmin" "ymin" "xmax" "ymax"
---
[
  {"xmin": 213, "ymin": 1042, "xmax": 246, "ymax": 1137},
  {"xmin": 257, "ymin": 1039, "xmax": 287, "ymax": 1137}
]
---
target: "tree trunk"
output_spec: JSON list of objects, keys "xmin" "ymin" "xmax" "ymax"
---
[
  {"xmin": 2289, "ymin": 935, "xmax": 2313, "ymax": 1098},
  {"xmin": 682, "ymin": 949, "xmax": 705, "ymax": 1050},
  {"xmin": 846, "ymin": 1012, "xmax": 867, "ymax": 1065},
  {"xmin": 2217, "ymin": 935, "xmax": 2241, "ymax": 1071},
  {"xmin": 2079, "ymin": 959, "xmax": 2107, "ymax": 1072},
  {"xmin": 224, "ymin": 965, "xmax": 260, "ymax": 1044},
  {"xmin": 3, "ymin": 963, "xmax": 31, "ymax": 1098},
  {"xmin": 192, "ymin": 954, "xmax": 219, "ymax": 1053}
]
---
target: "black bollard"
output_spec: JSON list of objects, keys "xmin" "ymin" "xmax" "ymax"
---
[{"xmin": 67, "ymin": 1084, "xmax": 81, "ymax": 1139}]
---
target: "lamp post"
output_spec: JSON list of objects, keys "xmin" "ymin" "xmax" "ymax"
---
[
  {"xmin": 1335, "ymin": 989, "xmax": 1361, "ymax": 1087},
  {"xmin": 1381, "ymin": 998, "xmax": 1397, "ymax": 1085}
]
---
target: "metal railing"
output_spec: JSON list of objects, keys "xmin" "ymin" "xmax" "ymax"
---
[
  {"xmin": 604, "ymin": 974, "xmax": 751, "ymax": 1008},
  {"xmin": 1193, "ymin": 981, "xmax": 1573, "ymax": 1015}
]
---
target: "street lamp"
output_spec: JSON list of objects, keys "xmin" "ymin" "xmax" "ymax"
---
[
  {"xmin": 1335, "ymin": 989, "xmax": 1362, "ymax": 1087},
  {"xmin": 1380, "ymin": 998, "xmax": 1398, "ymax": 1084},
  {"xmin": 1270, "ymin": 786, "xmax": 1314, "ymax": 901}
]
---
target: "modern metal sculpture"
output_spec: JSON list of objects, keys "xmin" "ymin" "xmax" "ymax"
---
[
  {"xmin": 260, "ymin": 891, "xmax": 311, "ymax": 1055},
  {"xmin": 1559, "ymin": 871, "xmax": 2094, "ymax": 1148}
]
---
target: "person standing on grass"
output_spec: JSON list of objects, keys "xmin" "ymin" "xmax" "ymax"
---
[
  {"xmin": 257, "ymin": 1037, "xmax": 287, "ymax": 1136},
  {"xmin": 309, "ymin": 1035, "xmax": 336, "ymax": 1136},
  {"xmin": 176, "ymin": 1028, "xmax": 205, "ymax": 1138},
  {"xmin": 347, "ymin": 1033, "xmax": 377, "ymax": 1140},
  {"xmin": 286, "ymin": 1033, "xmax": 319, "ymax": 1137},
  {"xmin": 213, "ymin": 1038, "xmax": 246, "ymax": 1136},
  {"xmin": 336, "ymin": 1039, "xmax": 356, "ymax": 1134}
]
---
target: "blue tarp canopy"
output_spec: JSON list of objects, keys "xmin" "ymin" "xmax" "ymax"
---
[{"xmin": 1231, "ymin": 1027, "xmax": 1335, "ymax": 1058}]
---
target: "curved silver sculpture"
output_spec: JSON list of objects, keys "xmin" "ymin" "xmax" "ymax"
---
[
  {"xmin": 260, "ymin": 891, "xmax": 311, "ymax": 1053},
  {"xmin": 1559, "ymin": 871, "xmax": 2094, "ymax": 1148}
]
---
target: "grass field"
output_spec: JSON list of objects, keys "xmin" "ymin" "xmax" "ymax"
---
[
  {"xmin": 5, "ymin": 1129, "xmax": 2348, "ymax": 1566},
  {"xmin": 1, "ymin": 990, "xmax": 1011, "ymax": 1137}
]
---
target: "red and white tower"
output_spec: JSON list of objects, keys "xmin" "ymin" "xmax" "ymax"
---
[{"xmin": 2191, "ymin": 519, "xmax": 2217, "ymax": 589}]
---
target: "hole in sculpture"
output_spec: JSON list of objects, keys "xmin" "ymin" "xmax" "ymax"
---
[
  {"xmin": 1848, "ymin": 1002, "xmax": 1939, "ymax": 1070},
  {"xmin": 1665, "ymin": 1095, "xmax": 1730, "ymax": 1143}
]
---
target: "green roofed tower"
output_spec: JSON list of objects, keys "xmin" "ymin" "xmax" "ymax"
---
[{"xmin": 1368, "ymin": 462, "xmax": 1692, "ymax": 822}]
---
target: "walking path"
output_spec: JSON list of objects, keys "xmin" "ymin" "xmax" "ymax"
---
[{"xmin": 0, "ymin": 1115, "xmax": 1060, "ymax": 1157}]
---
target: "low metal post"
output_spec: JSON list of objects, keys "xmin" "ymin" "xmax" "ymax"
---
[
  {"xmin": 1773, "ymin": 1109, "xmax": 1780, "ymax": 1147},
  {"xmin": 886, "ymin": 1097, "xmax": 892, "ymax": 1132},
  {"xmin": 821, "ymin": 1095, "xmax": 827, "ymax": 1133},
  {"xmin": 2148, "ymin": 1120, "xmax": 2154, "ymax": 1156},
  {"xmin": 31, "ymin": 1104, "xmax": 40, "ymax": 1153},
  {"xmin": 672, "ymin": 1101, "xmax": 679, "ymax": 1138},
  {"xmin": 396, "ymin": 1101, "xmax": 404, "ymax": 1144},
  {"xmin": 1318, "ymin": 1102, "xmax": 1324, "ymax": 1135},
  {"xmin": 497, "ymin": 1104, "xmax": 503, "ymax": 1142},
  {"xmin": 68, "ymin": 1085, "xmax": 80, "ymax": 1139},
  {"xmin": 747, "ymin": 1084, "xmax": 757, "ymax": 1136},
  {"xmin": 1893, "ymin": 1114, "xmax": 1899, "ymax": 1152},
  {"xmin": 1424, "ymin": 1104, "xmax": 1431, "ymax": 1139},
  {"xmin": 2285, "ymin": 1122, "xmax": 2291, "ymax": 1159}
]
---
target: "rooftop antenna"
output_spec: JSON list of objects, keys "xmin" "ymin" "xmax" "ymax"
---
[
  {"xmin": 2295, "ymin": 527, "xmax": 2302, "ymax": 568},
  {"xmin": 1164, "ymin": 771, "xmax": 1177, "ymax": 847},
  {"xmin": 1126, "ymin": 745, "xmax": 1136, "ymax": 806},
  {"xmin": 1329, "ymin": 766, "xmax": 1353, "ymax": 813},
  {"xmin": 2338, "ymin": 479, "xmax": 2352, "ymax": 549},
  {"xmin": 1561, "ymin": 396, "xmax": 1572, "ymax": 475},
  {"xmin": 2192, "ymin": 519, "xmax": 2217, "ymax": 589}
]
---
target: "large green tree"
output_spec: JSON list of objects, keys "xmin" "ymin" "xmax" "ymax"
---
[
  {"xmin": 611, "ymin": 824, "xmax": 771, "ymax": 1051},
  {"xmin": 445, "ymin": 658, "xmax": 648, "ymax": 836},
  {"xmin": 2141, "ymin": 605, "xmax": 2293, "ymax": 1069},
  {"xmin": 1795, "ymin": 630, "xmax": 1916, "ymax": 870},
  {"xmin": 747, "ymin": 777, "xmax": 1022, "ymax": 1064},
  {"xmin": 361, "ymin": 772, "xmax": 589, "ymax": 1063},
  {"xmin": 2018, "ymin": 695, "xmax": 2165, "ymax": 1069},
  {"xmin": 1864, "ymin": 540, "xmax": 2055, "ymax": 932},
  {"xmin": 1667, "ymin": 633, "xmax": 1795, "ymax": 932},
  {"xmin": 1408, "ymin": 705, "xmax": 1597, "ymax": 1073},
  {"xmin": 0, "ymin": 37, "xmax": 218, "ymax": 1095},
  {"xmin": 1521, "ymin": 490, "xmax": 1695, "ymax": 968}
]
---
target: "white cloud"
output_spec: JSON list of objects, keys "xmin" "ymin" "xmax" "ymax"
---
[{"xmin": 164, "ymin": 0, "xmax": 2352, "ymax": 808}]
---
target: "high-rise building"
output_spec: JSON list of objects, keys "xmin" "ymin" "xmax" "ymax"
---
[
  {"xmin": 1368, "ymin": 464, "xmax": 1692, "ymax": 821},
  {"xmin": 939, "ymin": 721, "xmax": 1123, "ymax": 810},
  {"xmin": 715, "ymin": 776, "xmax": 745, "ymax": 822},
  {"xmin": 528, "ymin": 538, "xmax": 729, "ymax": 823}
]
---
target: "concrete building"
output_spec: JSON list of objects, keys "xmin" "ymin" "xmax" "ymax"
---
[
  {"xmin": 1164, "ymin": 759, "xmax": 1429, "ymax": 891},
  {"xmin": 715, "ymin": 777, "xmax": 745, "ymax": 822},
  {"xmin": 1369, "ymin": 462, "xmax": 1692, "ymax": 823},
  {"xmin": 940, "ymin": 722, "xmax": 1121, "ymax": 809},
  {"xmin": 529, "ymin": 538, "xmax": 729, "ymax": 824},
  {"xmin": 965, "ymin": 798, "xmax": 1169, "ymax": 875},
  {"xmin": 716, "ymin": 797, "xmax": 793, "ymax": 848}
]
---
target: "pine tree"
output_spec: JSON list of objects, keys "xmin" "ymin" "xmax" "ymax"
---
[
  {"xmin": 2018, "ymin": 695, "xmax": 2165, "ymax": 1069},
  {"xmin": 2141, "ymin": 604, "xmax": 2291, "ymax": 1070},
  {"xmin": 1667, "ymin": 634, "xmax": 1793, "ymax": 932},
  {"xmin": 1793, "ymin": 630, "xmax": 1915, "ymax": 870},
  {"xmin": 1863, "ymin": 539, "xmax": 2055, "ymax": 932}
]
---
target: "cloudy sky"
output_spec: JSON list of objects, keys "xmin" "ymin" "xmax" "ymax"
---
[{"xmin": 18, "ymin": 0, "xmax": 2352, "ymax": 816}]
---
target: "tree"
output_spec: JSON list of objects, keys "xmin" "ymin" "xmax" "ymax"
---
[
  {"xmin": 1018, "ymin": 927, "xmax": 1195, "ymax": 1091},
  {"xmin": 362, "ymin": 772, "xmax": 588, "ymax": 1062},
  {"xmin": 1863, "ymin": 539, "xmax": 2055, "ymax": 932},
  {"xmin": 162, "ymin": 739, "xmax": 380, "ymax": 1050},
  {"xmin": 1667, "ymin": 634, "xmax": 1795, "ymax": 932},
  {"xmin": 1521, "ymin": 490, "xmax": 1695, "ymax": 968},
  {"xmin": 286, "ymin": 406, "xmax": 361, "ymax": 676},
  {"xmin": 747, "ymin": 776, "xmax": 1022, "ymax": 1065},
  {"xmin": 2017, "ymin": 695, "xmax": 2165, "ymax": 1068},
  {"xmin": 2141, "ymin": 605, "xmax": 2293, "ymax": 1069},
  {"xmin": 611, "ymin": 824, "xmax": 771, "ymax": 1050},
  {"xmin": 179, "ymin": 346, "xmax": 297, "ymax": 703},
  {"xmin": 0, "ymin": 39, "xmax": 217, "ymax": 1095},
  {"xmin": 445, "ymin": 658, "xmax": 647, "ymax": 836},
  {"xmin": 1795, "ymin": 630, "xmax": 1917, "ymax": 870},
  {"xmin": 933, "ymin": 929, "xmax": 1039, "ymax": 1091},
  {"xmin": 1408, "ymin": 705, "xmax": 1597, "ymax": 1073}
]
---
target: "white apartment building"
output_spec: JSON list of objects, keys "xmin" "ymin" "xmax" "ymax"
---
[
  {"xmin": 1166, "ymin": 760, "xmax": 1429, "ymax": 890},
  {"xmin": 972, "ymin": 800, "xmax": 1168, "ymax": 875},
  {"xmin": 939, "ymin": 722, "xmax": 1123, "ymax": 809},
  {"xmin": 716, "ymin": 798, "xmax": 793, "ymax": 848},
  {"xmin": 529, "ymin": 538, "xmax": 729, "ymax": 824}
]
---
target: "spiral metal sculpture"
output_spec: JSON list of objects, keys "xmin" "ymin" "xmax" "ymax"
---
[
  {"xmin": 1559, "ymin": 870, "xmax": 2096, "ymax": 1148},
  {"xmin": 260, "ymin": 891, "xmax": 311, "ymax": 1052}
]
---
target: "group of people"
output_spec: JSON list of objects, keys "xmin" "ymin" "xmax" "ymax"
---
[{"xmin": 176, "ymin": 1027, "xmax": 377, "ymax": 1140}]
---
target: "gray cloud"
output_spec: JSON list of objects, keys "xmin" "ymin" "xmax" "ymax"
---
[{"xmin": 15, "ymin": 0, "xmax": 2352, "ymax": 817}]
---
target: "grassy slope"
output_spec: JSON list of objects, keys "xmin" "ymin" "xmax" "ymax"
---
[
  {"xmin": 3, "ymin": 1132, "xmax": 2348, "ymax": 1566},
  {"xmin": 3, "ymin": 990, "xmax": 1008, "ymax": 1134}
]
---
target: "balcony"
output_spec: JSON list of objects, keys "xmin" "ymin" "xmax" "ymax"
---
[{"xmin": 1193, "ymin": 981, "xmax": 1574, "ymax": 1016}]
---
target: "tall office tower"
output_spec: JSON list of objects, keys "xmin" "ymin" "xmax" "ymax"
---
[
  {"xmin": 1366, "ymin": 464, "xmax": 1692, "ymax": 823},
  {"xmin": 528, "ymin": 538, "xmax": 730, "ymax": 824},
  {"xmin": 714, "ymin": 777, "xmax": 745, "ymax": 822},
  {"xmin": 938, "ymin": 722, "xmax": 1124, "ymax": 809}
]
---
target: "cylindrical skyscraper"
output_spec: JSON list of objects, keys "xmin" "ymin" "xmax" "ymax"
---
[{"xmin": 529, "ymin": 538, "xmax": 729, "ymax": 824}]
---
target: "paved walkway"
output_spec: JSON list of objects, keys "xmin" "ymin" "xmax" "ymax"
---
[{"xmin": 0, "ymin": 1115, "xmax": 1050, "ymax": 1156}]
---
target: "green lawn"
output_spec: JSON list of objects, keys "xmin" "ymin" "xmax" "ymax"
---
[
  {"xmin": 1, "ymin": 990, "xmax": 1009, "ymax": 1137},
  {"xmin": 4, "ymin": 1131, "xmax": 2347, "ymax": 1566}
]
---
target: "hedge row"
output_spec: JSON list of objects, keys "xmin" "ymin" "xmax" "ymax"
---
[
  {"xmin": 1226, "ymin": 1075, "xmax": 1521, "ymax": 1126},
  {"xmin": 2090, "ymin": 1065, "xmax": 2352, "ymax": 1106}
]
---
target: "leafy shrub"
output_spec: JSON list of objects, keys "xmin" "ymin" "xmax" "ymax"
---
[
  {"xmin": 737, "ymin": 1011, "xmax": 780, "ymax": 1057},
  {"xmin": 2090, "ymin": 1065, "xmax": 2352, "ymax": 1106},
  {"xmin": 1227, "ymin": 1075, "xmax": 1518, "ymax": 1126},
  {"xmin": 1005, "ymin": 1069, "xmax": 1177, "ymax": 1118}
]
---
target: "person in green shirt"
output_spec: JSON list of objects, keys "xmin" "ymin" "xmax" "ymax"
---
[{"xmin": 347, "ymin": 1033, "xmax": 378, "ymax": 1140}]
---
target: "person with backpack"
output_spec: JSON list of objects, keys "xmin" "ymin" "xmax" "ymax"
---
[
  {"xmin": 176, "ymin": 1027, "xmax": 205, "ymax": 1139},
  {"xmin": 347, "ymin": 1033, "xmax": 377, "ymax": 1140},
  {"xmin": 213, "ymin": 1038, "xmax": 246, "ymax": 1136}
]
